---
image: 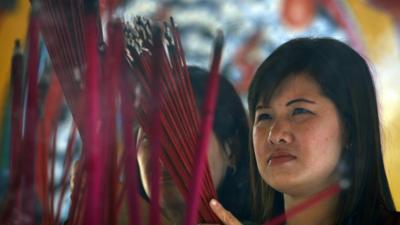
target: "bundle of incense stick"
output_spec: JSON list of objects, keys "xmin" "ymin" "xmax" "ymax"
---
[
  {"xmin": 37, "ymin": 0, "xmax": 87, "ymax": 130},
  {"xmin": 0, "ymin": 0, "xmax": 131, "ymax": 225},
  {"xmin": 124, "ymin": 16, "xmax": 224, "ymax": 224}
]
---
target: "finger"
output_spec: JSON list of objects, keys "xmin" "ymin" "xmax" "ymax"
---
[{"xmin": 209, "ymin": 199, "xmax": 242, "ymax": 225}]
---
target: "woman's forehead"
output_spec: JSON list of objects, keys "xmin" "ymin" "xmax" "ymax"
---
[{"xmin": 255, "ymin": 73, "xmax": 322, "ymax": 107}]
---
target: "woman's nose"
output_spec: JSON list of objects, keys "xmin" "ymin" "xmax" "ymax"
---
[{"xmin": 267, "ymin": 119, "xmax": 294, "ymax": 145}]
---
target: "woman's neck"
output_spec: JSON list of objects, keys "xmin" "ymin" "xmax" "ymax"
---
[{"xmin": 283, "ymin": 192, "xmax": 339, "ymax": 225}]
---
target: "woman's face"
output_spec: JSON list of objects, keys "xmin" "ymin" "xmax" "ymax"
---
[
  {"xmin": 137, "ymin": 128, "xmax": 229, "ymax": 220},
  {"xmin": 253, "ymin": 73, "xmax": 343, "ymax": 197}
]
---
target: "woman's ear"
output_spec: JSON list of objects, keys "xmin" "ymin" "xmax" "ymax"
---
[
  {"xmin": 223, "ymin": 140, "xmax": 237, "ymax": 173},
  {"xmin": 224, "ymin": 142, "xmax": 232, "ymax": 157}
]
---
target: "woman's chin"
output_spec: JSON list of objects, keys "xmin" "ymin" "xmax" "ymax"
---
[{"xmin": 266, "ymin": 178, "xmax": 310, "ymax": 197}]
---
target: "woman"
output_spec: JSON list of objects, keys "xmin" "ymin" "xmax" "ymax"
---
[
  {"xmin": 137, "ymin": 66, "xmax": 252, "ymax": 224},
  {"xmin": 68, "ymin": 66, "xmax": 251, "ymax": 225},
  {"xmin": 208, "ymin": 38, "xmax": 400, "ymax": 225}
]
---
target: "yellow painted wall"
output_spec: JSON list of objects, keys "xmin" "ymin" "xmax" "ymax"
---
[
  {"xmin": 0, "ymin": 1, "xmax": 30, "ymax": 134},
  {"xmin": 346, "ymin": 0, "xmax": 400, "ymax": 209}
]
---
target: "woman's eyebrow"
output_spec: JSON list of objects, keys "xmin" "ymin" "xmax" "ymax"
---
[
  {"xmin": 256, "ymin": 104, "xmax": 268, "ymax": 110},
  {"xmin": 286, "ymin": 98, "xmax": 316, "ymax": 106}
]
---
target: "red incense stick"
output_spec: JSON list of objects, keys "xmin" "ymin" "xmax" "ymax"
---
[
  {"xmin": 184, "ymin": 30, "xmax": 224, "ymax": 225},
  {"xmin": 82, "ymin": 11, "xmax": 103, "ymax": 225},
  {"xmin": 264, "ymin": 182, "xmax": 342, "ymax": 225}
]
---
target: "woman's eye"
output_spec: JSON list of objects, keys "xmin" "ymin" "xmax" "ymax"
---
[
  {"xmin": 292, "ymin": 108, "xmax": 312, "ymax": 116},
  {"xmin": 256, "ymin": 113, "xmax": 272, "ymax": 122}
]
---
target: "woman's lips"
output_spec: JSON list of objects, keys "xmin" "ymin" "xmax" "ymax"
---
[{"xmin": 267, "ymin": 153, "xmax": 296, "ymax": 166}]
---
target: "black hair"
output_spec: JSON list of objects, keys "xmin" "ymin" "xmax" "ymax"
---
[{"xmin": 188, "ymin": 66, "xmax": 251, "ymax": 220}]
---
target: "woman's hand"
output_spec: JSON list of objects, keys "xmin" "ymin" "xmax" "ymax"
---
[{"xmin": 208, "ymin": 199, "xmax": 242, "ymax": 225}]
